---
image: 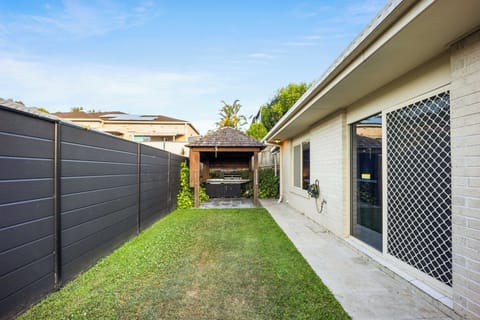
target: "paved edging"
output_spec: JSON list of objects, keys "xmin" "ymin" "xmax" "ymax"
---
[{"xmin": 260, "ymin": 199, "xmax": 453, "ymax": 320}]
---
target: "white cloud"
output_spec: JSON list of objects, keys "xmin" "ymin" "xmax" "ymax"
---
[
  {"xmin": 347, "ymin": 0, "xmax": 385, "ymax": 16},
  {"xmin": 8, "ymin": 0, "xmax": 159, "ymax": 37},
  {"xmin": 0, "ymin": 56, "xmax": 224, "ymax": 128}
]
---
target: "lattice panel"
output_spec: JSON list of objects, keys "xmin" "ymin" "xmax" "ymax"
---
[{"xmin": 386, "ymin": 92, "xmax": 452, "ymax": 286}]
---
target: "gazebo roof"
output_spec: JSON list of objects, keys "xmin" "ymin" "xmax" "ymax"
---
[{"xmin": 187, "ymin": 127, "xmax": 265, "ymax": 149}]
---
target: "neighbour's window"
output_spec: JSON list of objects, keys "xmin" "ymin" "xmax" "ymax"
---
[
  {"xmin": 134, "ymin": 135, "xmax": 151, "ymax": 142},
  {"xmin": 293, "ymin": 142, "xmax": 310, "ymax": 190}
]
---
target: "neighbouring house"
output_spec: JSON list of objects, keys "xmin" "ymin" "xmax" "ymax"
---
[
  {"xmin": 263, "ymin": 1, "xmax": 480, "ymax": 319},
  {"xmin": 54, "ymin": 111, "xmax": 200, "ymax": 156}
]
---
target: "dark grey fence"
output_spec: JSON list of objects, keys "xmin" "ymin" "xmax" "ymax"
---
[{"xmin": 0, "ymin": 107, "xmax": 185, "ymax": 319}]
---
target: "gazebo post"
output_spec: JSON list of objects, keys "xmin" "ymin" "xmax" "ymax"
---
[
  {"xmin": 203, "ymin": 161, "xmax": 209, "ymax": 183},
  {"xmin": 190, "ymin": 150, "xmax": 200, "ymax": 207},
  {"xmin": 253, "ymin": 151, "xmax": 259, "ymax": 207}
]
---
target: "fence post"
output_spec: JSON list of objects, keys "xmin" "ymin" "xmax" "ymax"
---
[
  {"xmin": 167, "ymin": 152, "xmax": 171, "ymax": 211},
  {"xmin": 53, "ymin": 122, "xmax": 62, "ymax": 289},
  {"xmin": 137, "ymin": 143, "xmax": 141, "ymax": 234}
]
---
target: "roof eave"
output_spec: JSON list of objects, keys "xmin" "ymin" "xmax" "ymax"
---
[
  {"xmin": 263, "ymin": 0, "xmax": 416, "ymax": 143},
  {"xmin": 266, "ymin": 0, "xmax": 480, "ymax": 142}
]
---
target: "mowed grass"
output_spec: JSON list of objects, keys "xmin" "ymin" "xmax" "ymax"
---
[{"xmin": 20, "ymin": 208, "xmax": 350, "ymax": 320}]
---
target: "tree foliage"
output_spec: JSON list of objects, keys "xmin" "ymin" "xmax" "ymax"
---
[
  {"xmin": 245, "ymin": 122, "xmax": 267, "ymax": 140},
  {"xmin": 35, "ymin": 107, "xmax": 49, "ymax": 113},
  {"xmin": 250, "ymin": 83, "xmax": 310, "ymax": 136},
  {"xmin": 71, "ymin": 106, "xmax": 84, "ymax": 112},
  {"xmin": 216, "ymin": 99, "xmax": 247, "ymax": 129}
]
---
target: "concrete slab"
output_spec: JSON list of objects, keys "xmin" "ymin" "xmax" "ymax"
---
[
  {"xmin": 260, "ymin": 199, "xmax": 453, "ymax": 320},
  {"xmin": 199, "ymin": 198, "xmax": 255, "ymax": 208}
]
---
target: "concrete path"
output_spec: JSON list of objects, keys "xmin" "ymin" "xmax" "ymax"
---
[
  {"xmin": 199, "ymin": 198, "xmax": 255, "ymax": 208},
  {"xmin": 260, "ymin": 199, "xmax": 453, "ymax": 320}
]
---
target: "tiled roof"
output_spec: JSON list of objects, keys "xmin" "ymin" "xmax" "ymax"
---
[
  {"xmin": 0, "ymin": 98, "xmax": 62, "ymax": 122},
  {"xmin": 53, "ymin": 111, "xmax": 187, "ymax": 122},
  {"xmin": 187, "ymin": 127, "xmax": 265, "ymax": 148}
]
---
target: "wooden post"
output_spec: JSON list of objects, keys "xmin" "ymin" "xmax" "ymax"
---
[
  {"xmin": 202, "ymin": 162, "xmax": 210, "ymax": 183},
  {"xmin": 190, "ymin": 150, "xmax": 200, "ymax": 207},
  {"xmin": 253, "ymin": 151, "xmax": 259, "ymax": 207}
]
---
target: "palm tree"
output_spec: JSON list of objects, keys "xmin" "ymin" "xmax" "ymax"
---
[{"xmin": 216, "ymin": 99, "xmax": 247, "ymax": 129}]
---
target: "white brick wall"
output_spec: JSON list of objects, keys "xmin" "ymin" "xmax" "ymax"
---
[
  {"xmin": 282, "ymin": 112, "xmax": 345, "ymax": 236},
  {"xmin": 451, "ymin": 30, "xmax": 480, "ymax": 320}
]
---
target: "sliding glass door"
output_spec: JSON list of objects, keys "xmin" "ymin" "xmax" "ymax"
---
[{"xmin": 351, "ymin": 114, "xmax": 383, "ymax": 251}]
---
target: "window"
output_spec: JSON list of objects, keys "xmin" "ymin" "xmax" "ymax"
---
[
  {"xmin": 134, "ymin": 135, "xmax": 151, "ymax": 142},
  {"xmin": 134, "ymin": 135, "xmax": 174, "ymax": 142},
  {"xmin": 293, "ymin": 142, "xmax": 310, "ymax": 190}
]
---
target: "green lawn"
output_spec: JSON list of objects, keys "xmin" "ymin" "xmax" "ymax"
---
[{"xmin": 20, "ymin": 208, "xmax": 350, "ymax": 320}]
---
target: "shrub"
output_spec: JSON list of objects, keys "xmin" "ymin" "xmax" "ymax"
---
[
  {"xmin": 258, "ymin": 168, "xmax": 279, "ymax": 198},
  {"xmin": 242, "ymin": 168, "xmax": 279, "ymax": 199},
  {"xmin": 177, "ymin": 161, "xmax": 209, "ymax": 209}
]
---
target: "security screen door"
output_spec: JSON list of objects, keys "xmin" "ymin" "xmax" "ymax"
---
[
  {"xmin": 386, "ymin": 92, "xmax": 452, "ymax": 286},
  {"xmin": 351, "ymin": 114, "xmax": 383, "ymax": 251}
]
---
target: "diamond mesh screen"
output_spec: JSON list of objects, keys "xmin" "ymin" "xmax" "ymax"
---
[{"xmin": 386, "ymin": 92, "xmax": 452, "ymax": 286}]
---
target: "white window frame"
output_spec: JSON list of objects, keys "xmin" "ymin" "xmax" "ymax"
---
[{"xmin": 292, "ymin": 141, "xmax": 310, "ymax": 190}]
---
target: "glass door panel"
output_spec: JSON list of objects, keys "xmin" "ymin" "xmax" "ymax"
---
[{"xmin": 351, "ymin": 114, "xmax": 383, "ymax": 251}]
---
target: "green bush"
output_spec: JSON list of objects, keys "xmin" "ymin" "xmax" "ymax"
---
[
  {"xmin": 259, "ymin": 168, "xmax": 279, "ymax": 198},
  {"xmin": 242, "ymin": 168, "xmax": 279, "ymax": 199},
  {"xmin": 177, "ymin": 161, "xmax": 209, "ymax": 209}
]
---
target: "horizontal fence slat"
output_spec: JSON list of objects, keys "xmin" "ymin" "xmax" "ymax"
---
[
  {"xmin": 61, "ymin": 184, "xmax": 137, "ymax": 212},
  {"xmin": 0, "ymin": 236, "xmax": 54, "ymax": 277},
  {"xmin": 61, "ymin": 194, "xmax": 137, "ymax": 229},
  {"xmin": 62, "ymin": 205, "xmax": 137, "ymax": 247},
  {"xmin": 0, "ymin": 158, "xmax": 53, "ymax": 180},
  {"xmin": 0, "ymin": 109, "xmax": 54, "ymax": 140},
  {"xmin": 61, "ymin": 161, "xmax": 137, "ymax": 177},
  {"xmin": 0, "ymin": 273, "xmax": 53, "ymax": 320},
  {"xmin": 0, "ymin": 198, "xmax": 53, "ymax": 229},
  {"xmin": 61, "ymin": 215, "xmax": 137, "ymax": 278},
  {"xmin": 61, "ymin": 142, "xmax": 137, "ymax": 163},
  {"xmin": 0, "ymin": 180, "xmax": 53, "ymax": 205},
  {"xmin": 0, "ymin": 254, "xmax": 53, "ymax": 301},
  {"xmin": 61, "ymin": 175, "xmax": 137, "ymax": 195},
  {"xmin": 0, "ymin": 132, "xmax": 53, "ymax": 159},
  {"xmin": 0, "ymin": 217, "xmax": 54, "ymax": 253},
  {"xmin": 61, "ymin": 125, "xmax": 137, "ymax": 153}
]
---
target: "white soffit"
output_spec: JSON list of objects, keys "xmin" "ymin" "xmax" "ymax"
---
[{"xmin": 266, "ymin": 0, "xmax": 480, "ymax": 141}]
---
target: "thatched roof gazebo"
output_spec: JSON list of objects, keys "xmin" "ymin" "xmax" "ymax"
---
[{"xmin": 187, "ymin": 127, "xmax": 265, "ymax": 207}]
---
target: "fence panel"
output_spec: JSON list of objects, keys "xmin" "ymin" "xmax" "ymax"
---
[
  {"xmin": 0, "ymin": 107, "xmax": 184, "ymax": 319},
  {"xmin": 139, "ymin": 144, "xmax": 170, "ymax": 230},
  {"xmin": 0, "ymin": 109, "xmax": 55, "ymax": 319},
  {"xmin": 60, "ymin": 124, "xmax": 139, "ymax": 282}
]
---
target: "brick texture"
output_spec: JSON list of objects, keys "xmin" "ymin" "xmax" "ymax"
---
[
  {"xmin": 283, "ymin": 112, "xmax": 345, "ymax": 236},
  {"xmin": 451, "ymin": 30, "xmax": 480, "ymax": 320}
]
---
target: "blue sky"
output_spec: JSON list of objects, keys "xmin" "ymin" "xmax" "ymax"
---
[{"xmin": 0, "ymin": 0, "xmax": 385, "ymax": 134}]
